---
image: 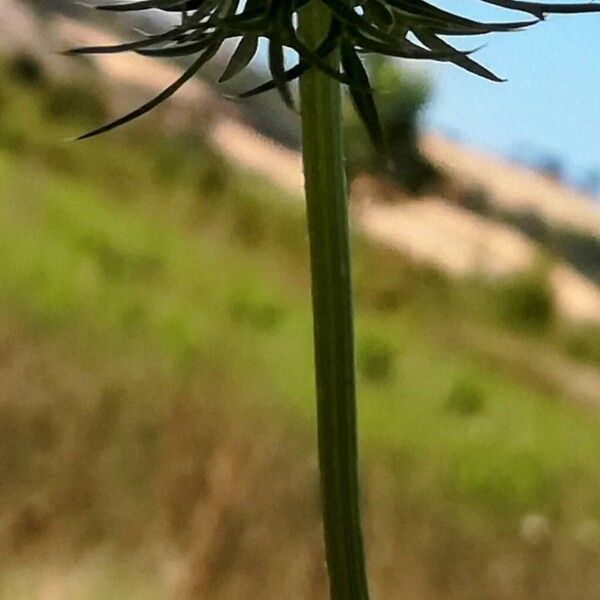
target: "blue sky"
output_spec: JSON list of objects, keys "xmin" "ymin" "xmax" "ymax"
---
[{"xmin": 421, "ymin": 2, "xmax": 600, "ymax": 189}]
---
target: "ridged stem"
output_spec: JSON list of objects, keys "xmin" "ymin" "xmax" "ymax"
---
[{"xmin": 298, "ymin": 5, "xmax": 370, "ymax": 600}]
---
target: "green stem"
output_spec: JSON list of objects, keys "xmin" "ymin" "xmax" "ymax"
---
[{"xmin": 298, "ymin": 5, "xmax": 370, "ymax": 600}]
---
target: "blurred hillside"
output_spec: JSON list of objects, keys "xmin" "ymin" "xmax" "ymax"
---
[{"xmin": 1, "ymin": 2, "xmax": 600, "ymax": 599}]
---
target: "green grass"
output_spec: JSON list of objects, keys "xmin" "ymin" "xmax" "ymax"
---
[
  {"xmin": 2, "ymin": 64, "xmax": 599, "ymax": 515},
  {"xmin": 2, "ymin": 53, "xmax": 600, "ymax": 598}
]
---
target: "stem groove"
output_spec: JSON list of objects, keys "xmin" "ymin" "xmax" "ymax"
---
[{"xmin": 298, "ymin": 5, "xmax": 370, "ymax": 599}]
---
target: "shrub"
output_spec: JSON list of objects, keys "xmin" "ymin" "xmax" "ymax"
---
[
  {"xmin": 563, "ymin": 327, "xmax": 600, "ymax": 366},
  {"xmin": 357, "ymin": 335, "xmax": 396, "ymax": 384},
  {"xmin": 43, "ymin": 80, "xmax": 108, "ymax": 125},
  {"xmin": 344, "ymin": 56, "xmax": 438, "ymax": 194},
  {"xmin": 552, "ymin": 227, "xmax": 600, "ymax": 282},
  {"xmin": 496, "ymin": 274, "xmax": 554, "ymax": 332},
  {"xmin": 460, "ymin": 186, "xmax": 492, "ymax": 216},
  {"xmin": 228, "ymin": 288, "xmax": 285, "ymax": 331},
  {"xmin": 510, "ymin": 210, "xmax": 549, "ymax": 243},
  {"xmin": 8, "ymin": 53, "xmax": 46, "ymax": 87},
  {"xmin": 233, "ymin": 204, "xmax": 267, "ymax": 249},
  {"xmin": 445, "ymin": 377, "xmax": 486, "ymax": 417}
]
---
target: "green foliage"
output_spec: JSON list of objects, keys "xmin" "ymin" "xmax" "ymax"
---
[
  {"xmin": 229, "ymin": 287, "xmax": 286, "ymax": 331},
  {"xmin": 496, "ymin": 273, "xmax": 555, "ymax": 332},
  {"xmin": 344, "ymin": 56, "xmax": 437, "ymax": 193},
  {"xmin": 43, "ymin": 80, "xmax": 109, "ymax": 125},
  {"xmin": 357, "ymin": 334, "xmax": 396, "ymax": 384},
  {"xmin": 445, "ymin": 376, "xmax": 486, "ymax": 416},
  {"xmin": 563, "ymin": 326, "xmax": 600, "ymax": 366},
  {"xmin": 451, "ymin": 444, "xmax": 554, "ymax": 513}
]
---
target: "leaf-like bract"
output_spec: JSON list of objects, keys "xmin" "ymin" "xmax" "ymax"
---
[{"xmin": 70, "ymin": 0, "xmax": 600, "ymax": 146}]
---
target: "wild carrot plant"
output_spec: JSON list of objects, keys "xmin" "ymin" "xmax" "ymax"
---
[{"xmin": 69, "ymin": 1, "xmax": 600, "ymax": 597}]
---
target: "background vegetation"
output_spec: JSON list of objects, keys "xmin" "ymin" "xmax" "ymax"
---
[
  {"xmin": 344, "ymin": 55, "xmax": 438, "ymax": 194},
  {"xmin": 1, "ymin": 49, "xmax": 600, "ymax": 599}
]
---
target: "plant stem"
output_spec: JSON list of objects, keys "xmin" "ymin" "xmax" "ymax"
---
[{"xmin": 298, "ymin": 5, "xmax": 370, "ymax": 600}]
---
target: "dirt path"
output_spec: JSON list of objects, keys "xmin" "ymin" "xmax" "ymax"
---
[{"xmin": 422, "ymin": 135, "xmax": 600, "ymax": 239}]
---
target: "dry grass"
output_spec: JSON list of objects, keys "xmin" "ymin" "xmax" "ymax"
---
[{"xmin": 2, "ymin": 321, "xmax": 600, "ymax": 600}]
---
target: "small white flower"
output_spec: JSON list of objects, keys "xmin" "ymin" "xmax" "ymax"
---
[{"xmin": 520, "ymin": 514, "xmax": 550, "ymax": 546}]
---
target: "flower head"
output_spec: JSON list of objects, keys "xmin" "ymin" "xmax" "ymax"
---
[{"xmin": 71, "ymin": 0, "xmax": 600, "ymax": 145}]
